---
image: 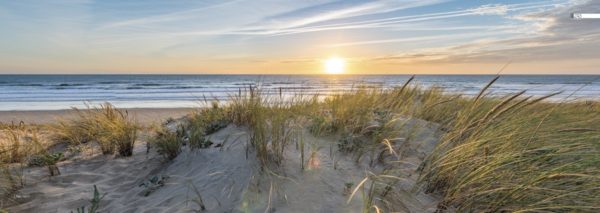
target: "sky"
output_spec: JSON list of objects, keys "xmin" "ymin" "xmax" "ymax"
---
[{"xmin": 0, "ymin": 0, "xmax": 599, "ymax": 75}]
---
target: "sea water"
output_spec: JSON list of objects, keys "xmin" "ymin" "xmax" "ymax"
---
[{"xmin": 0, "ymin": 75, "xmax": 598, "ymax": 111}]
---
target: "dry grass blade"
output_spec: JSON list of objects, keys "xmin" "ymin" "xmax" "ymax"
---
[
  {"xmin": 474, "ymin": 75, "xmax": 499, "ymax": 103},
  {"xmin": 347, "ymin": 176, "xmax": 369, "ymax": 204},
  {"xmin": 397, "ymin": 75, "xmax": 415, "ymax": 95},
  {"xmin": 265, "ymin": 181, "xmax": 273, "ymax": 213}
]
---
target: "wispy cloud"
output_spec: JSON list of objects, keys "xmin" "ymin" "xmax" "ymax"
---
[
  {"xmin": 470, "ymin": 4, "xmax": 509, "ymax": 15},
  {"xmin": 99, "ymin": 0, "xmax": 244, "ymax": 29},
  {"xmin": 363, "ymin": 0, "xmax": 600, "ymax": 64},
  {"xmin": 209, "ymin": 1, "xmax": 565, "ymax": 37},
  {"xmin": 323, "ymin": 31, "xmax": 506, "ymax": 47},
  {"xmin": 95, "ymin": 0, "xmax": 564, "ymax": 40},
  {"xmin": 154, "ymin": 0, "xmax": 449, "ymax": 37},
  {"xmin": 253, "ymin": 0, "xmax": 450, "ymax": 29}
]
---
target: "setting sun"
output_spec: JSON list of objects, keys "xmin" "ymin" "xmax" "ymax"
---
[{"xmin": 324, "ymin": 57, "xmax": 346, "ymax": 74}]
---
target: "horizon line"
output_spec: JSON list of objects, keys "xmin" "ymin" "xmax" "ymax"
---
[{"xmin": 1, "ymin": 73, "xmax": 599, "ymax": 76}]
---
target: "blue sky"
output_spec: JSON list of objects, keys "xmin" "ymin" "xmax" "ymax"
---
[{"xmin": 1, "ymin": 0, "xmax": 599, "ymax": 74}]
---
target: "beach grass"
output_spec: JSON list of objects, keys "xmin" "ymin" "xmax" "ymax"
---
[
  {"xmin": 214, "ymin": 77, "xmax": 599, "ymax": 211},
  {"xmin": 150, "ymin": 125, "xmax": 184, "ymax": 161},
  {"xmin": 0, "ymin": 124, "xmax": 36, "ymax": 201},
  {"xmin": 418, "ymin": 91, "xmax": 600, "ymax": 212},
  {"xmin": 330, "ymin": 79, "xmax": 598, "ymax": 212},
  {"xmin": 3, "ymin": 76, "xmax": 599, "ymax": 212},
  {"xmin": 229, "ymin": 87, "xmax": 303, "ymax": 167},
  {"xmin": 51, "ymin": 103, "xmax": 138, "ymax": 157},
  {"xmin": 186, "ymin": 101, "xmax": 230, "ymax": 150},
  {"xmin": 0, "ymin": 124, "xmax": 45, "ymax": 164}
]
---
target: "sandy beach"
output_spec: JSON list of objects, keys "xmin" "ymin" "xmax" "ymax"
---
[
  {"xmin": 0, "ymin": 108, "xmax": 195, "ymax": 125},
  {"xmin": 2, "ymin": 0, "xmax": 599, "ymax": 211},
  {"xmin": 0, "ymin": 81, "xmax": 598, "ymax": 212}
]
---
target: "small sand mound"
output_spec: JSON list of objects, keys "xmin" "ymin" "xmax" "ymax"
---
[{"xmin": 254, "ymin": 117, "xmax": 442, "ymax": 213}]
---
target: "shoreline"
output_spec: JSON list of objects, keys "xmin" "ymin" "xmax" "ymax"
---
[{"xmin": 0, "ymin": 108, "xmax": 196, "ymax": 124}]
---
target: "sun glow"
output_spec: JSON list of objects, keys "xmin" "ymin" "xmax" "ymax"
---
[{"xmin": 324, "ymin": 57, "xmax": 346, "ymax": 74}]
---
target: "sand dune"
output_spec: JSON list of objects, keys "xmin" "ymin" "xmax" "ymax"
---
[{"xmin": 8, "ymin": 117, "xmax": 441, "ymax": 212}]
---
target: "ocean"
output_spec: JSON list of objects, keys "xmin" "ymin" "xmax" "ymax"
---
[{"xmin": 0, "ymin": 75, "xmax": 598, "ymax": 111}]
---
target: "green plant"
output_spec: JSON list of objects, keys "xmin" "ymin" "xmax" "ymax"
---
[
  {"xmin": 188, "ymin": 131, "xmax": 213, "ymax": 150},
  {"xmin": 29, "ymin": 152, "xmax": 63, "ymax": 176},
  {"xmin": 139, "ymin": 175, "xmax": 169, "ymax": 196},
  {"xmin": 186, "ymin": 102, "xmax": 230, "ymax": 150},
  {"xmin": 343, "ymin": 182, "xmax": 354, "ymax": 195},
  {"xmin": 151, "ymin": 126, "xmax": 184, "ymax": 161},
  {"xmin": 72, "ymin": 185, "xmax": 105, "ymax": 213},
  {"xmin": 187, "ymin": 123, "xmax": 213, "ymax": 150}
]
